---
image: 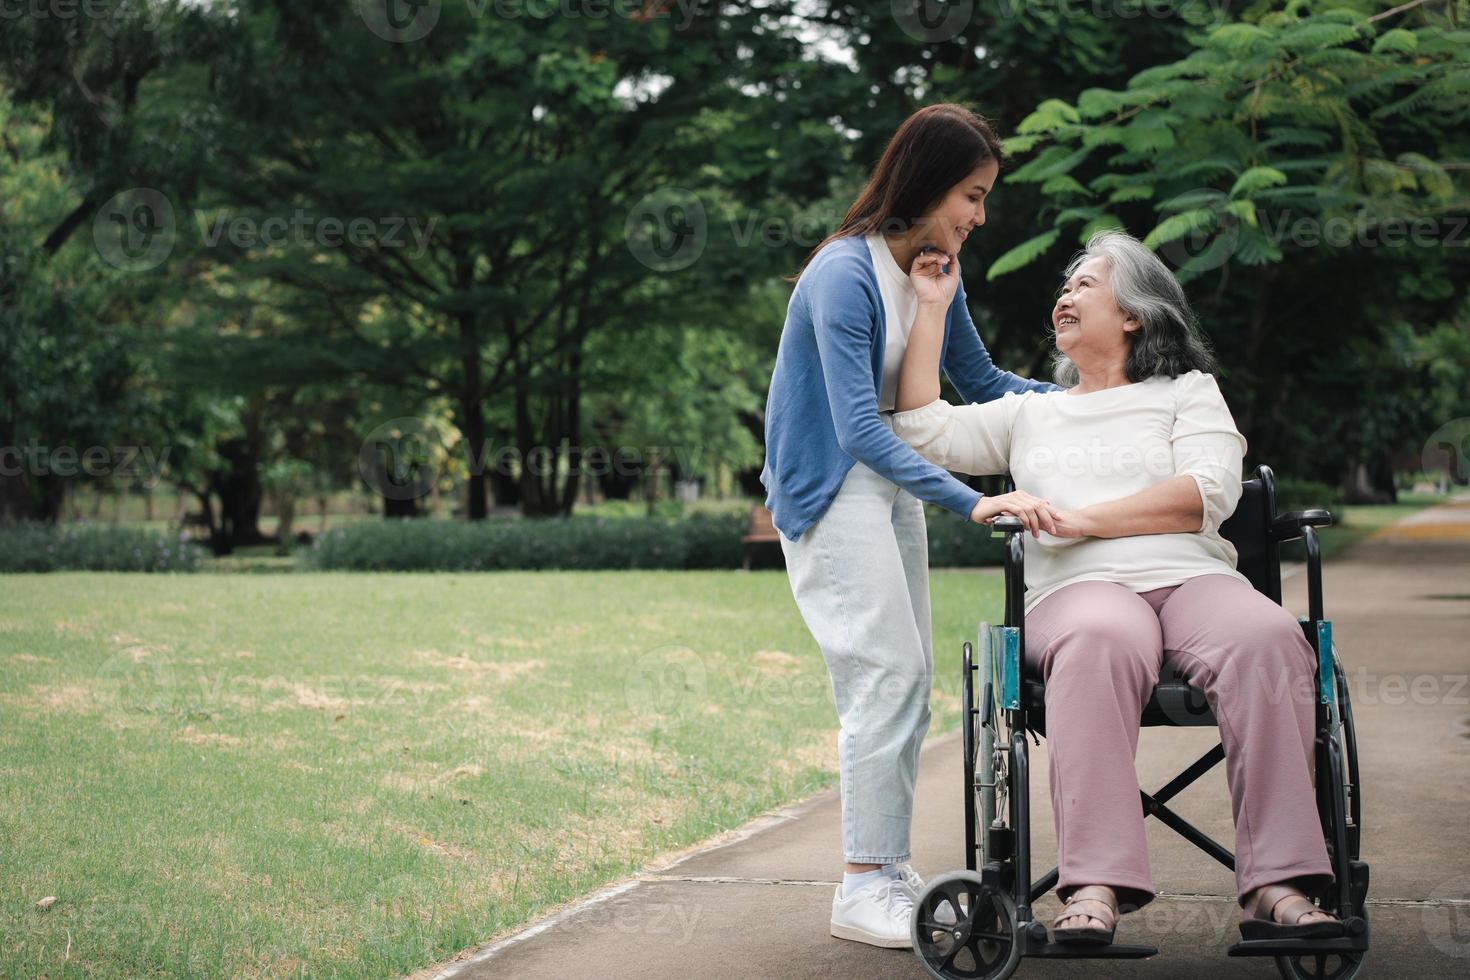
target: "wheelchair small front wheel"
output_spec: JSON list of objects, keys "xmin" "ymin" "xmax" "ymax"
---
[
  {"xmin": 911, "ymin": 871, "xmax": 1021, "ymax": 980},
  {"xmin": 1274, "ymin": 949, "xmax": 1366, "ymax": 980}
]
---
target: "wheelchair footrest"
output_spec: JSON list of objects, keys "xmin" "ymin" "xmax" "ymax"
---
[
  {"xmin": 1027, "ymin": 942, "xmax": 1159, "ymax": 960},
  {"xmin": 1226, "ymin": 920, "xmax": 1368, "ymax": 957}
]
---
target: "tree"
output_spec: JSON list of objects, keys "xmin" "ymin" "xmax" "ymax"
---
[{"xmin": 984, "ymin": 0, "xmax": 1470, "ymax": 496}]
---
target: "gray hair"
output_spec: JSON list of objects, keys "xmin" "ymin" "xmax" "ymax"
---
[{"xmin": 1051, "ymin": 230, "xmax": 1216, "ymax": 387}]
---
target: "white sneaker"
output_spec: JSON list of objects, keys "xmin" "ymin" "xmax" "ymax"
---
[
  {"xmin": 830, "ymin": 875, "xmax": 916, "ymax": 948},
  {"xmin": 891, "ymin": 864, "xmax": 958, "ymax": 926},
  {"xmin": 889, "ymin": 863, "xmax": 925, "ymax": 899}
]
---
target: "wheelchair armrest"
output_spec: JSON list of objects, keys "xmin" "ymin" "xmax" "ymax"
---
[
  {"xmin": 990, "ymin": 515, "xmax": 1025, "ymax": 536},
  {"xmin": 1272, "ymin": 509, "xmax": 1333, "ymax": 542}
]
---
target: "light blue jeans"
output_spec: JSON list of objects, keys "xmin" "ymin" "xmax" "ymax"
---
[{"xmin": 779, "ymin": 453, "xmax": 934, "ymax": 864}]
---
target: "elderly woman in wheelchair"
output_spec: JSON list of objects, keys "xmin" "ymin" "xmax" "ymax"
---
[{"xmin": 891, "ymin": 231, "xmax": 1346, "ymax": 953}]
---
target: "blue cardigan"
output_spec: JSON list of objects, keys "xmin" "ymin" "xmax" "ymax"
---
[{"xmin": 760, "ymin": 235, "xmax": 1055, "ymax": 541}]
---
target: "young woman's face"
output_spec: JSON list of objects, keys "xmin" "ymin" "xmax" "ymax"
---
[
  {"xmin": 919, "ymin": 158, "xmax": 1000, "ymax": 255},
  {"xmin": 1052, "ymin": 255, "xmax": 1139, "ymax": 360}
]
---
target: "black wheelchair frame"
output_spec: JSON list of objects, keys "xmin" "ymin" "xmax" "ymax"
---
[{"xmin": 910, "ymin": 465, "xmax": 1371, "ymax": 980}]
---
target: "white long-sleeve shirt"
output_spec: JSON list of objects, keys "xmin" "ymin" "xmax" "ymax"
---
[{"xmin": 892, "ymin": 370, "xmax": 1250, "ymax": 611}]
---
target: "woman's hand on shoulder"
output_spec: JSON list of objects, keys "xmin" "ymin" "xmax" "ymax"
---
[{"xmin": 910, "ymin": 249, "xmax": 960, "ymax": 309}]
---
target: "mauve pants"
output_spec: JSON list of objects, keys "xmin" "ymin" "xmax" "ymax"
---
[{"xmin": 1024, "ymin": 573, "xmax": 1334, "ymax": 911}]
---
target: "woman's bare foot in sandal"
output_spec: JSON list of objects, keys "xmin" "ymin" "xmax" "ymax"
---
[
  {"xmin": 1051, "ymin": 884, "xmax": 1118, "ymax": 945},
  {"xmin": 1239, "ymin": 883, "xmax": 1344, "ymax": 940}
]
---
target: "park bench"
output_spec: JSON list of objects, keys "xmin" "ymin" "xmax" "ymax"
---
[{"xmin": 741, "ymin": 504, "xmax": 784, "ymax": 570}]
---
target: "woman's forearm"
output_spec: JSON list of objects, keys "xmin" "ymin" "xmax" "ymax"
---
[
  {"xmin": 895, "ymin": 302, "xmax": 949, "ymax": 412},
  {"xmin": 1077, "ymin": 475, "xmax": 1204, "ymax": 538}
]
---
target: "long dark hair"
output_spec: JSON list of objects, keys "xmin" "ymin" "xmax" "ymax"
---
[{"xmin": 786, "ymin": 104, "xmax": 1005, "ymax": 284}]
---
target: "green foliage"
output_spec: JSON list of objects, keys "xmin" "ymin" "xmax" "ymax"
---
[
  {"xmin": 925, "ymin": 509, "xmax": 1007, "ymax": 568},
  {"xmin": 987, "ymin": 1, "xmax": 1470, "ymax": 283},
  {"xmin": 988, "ymin": 0, "xmax": 1470, "ymax": 499},
  {"xmin": 0, "ymin": 523, "xmax": 204, "ymax": 572},
  {"xmin": 1230, "ymin": 166, "xmax": 1290, "ymax": 197},
  {"xmin": 305, "ymin": 514, "xmax": 750, "ymax": 571},
  {"xmin": 1017, "ymin": 98, "xmax": 1081, "ymax": 134},
  {"xmin": 1273, "ymin": 477, "xmax": 1346, "ymax": 514},
  {"xmin": 986, "ymin": 230, "xmax": 1062, "ymax": 282},
  {"xmin": 305, "ymin": 509, "xmax": 1010, "ymax": 571}
]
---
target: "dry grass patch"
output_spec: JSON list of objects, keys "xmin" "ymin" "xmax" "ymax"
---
[
  {"xmin": 175, "ymin": 727, "xmax": 246, "ymax": 748},
  {"xmin": 753, "ymin": 649, "xmax": 802, "ymax": 675},
  {"xmin": 25, "ymin": 683, "xmax": 96, "ymax": 713}
]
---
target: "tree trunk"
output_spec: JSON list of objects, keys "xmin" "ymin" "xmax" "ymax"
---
[
  {"xmin": 190, "ymin": 486, "xmax": 228, "ymax": 556},
  {"xmin": 1237, "ymin": 266, "xmax": 1279, "ymax": 437},
  {"xmin": 459, "ymin": 307, "xmax": 489, "ymax": 520},
  {"xmin": 212, "ymin": 438, "xmax": 266, "ymax": 546},
  {"xmin": 383, "ymin": 495, "xmax": 421, "ymax": 518},
  {"xmin": 276, "ymin": 495, "xmax": 296, "ymax": 554},
  {"xmin": 488, "ymin": 463, "xmax": 519, "ymax": 508},
  {"xmin": 558, "ymin": 349, "xmax": 583, "ymax": 517},
  {"xmin": 460, "ymin": 390, "xmax": 489, "ymax": 520}
]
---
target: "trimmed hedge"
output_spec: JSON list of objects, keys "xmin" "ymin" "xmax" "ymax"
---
[
  {"xmin": 0, "ymin": 523, "xmax": 205, "ymax": 573},
  {"xmin": 1272, "ymin": 477, "xmax": 1345, "ymax": 515},
  {"xmin": 925, "ymin": 508, "xmax": 1008, "ymax": 567},
  {"xmin": 304, "ymin": 513, "xmax": 750, "ymax": 571},
  {"xmin": 304, "ymin": 510, "xmax": 1009, "ymax": 572}
]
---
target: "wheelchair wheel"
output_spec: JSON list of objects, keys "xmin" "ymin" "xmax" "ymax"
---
[
  {"xmin": 1331, "ymin": 647, "xmax": 1362, "ymax": 860},
  {"xmin": 975, "ymin": 624, "xmax": 1008, "ymax": 864},
  {"xmin": 962, "ymin": 641, "xmax": 978, "ymax": 871},
  {"xmin": 911, "ymin": 871, "xmax": 1021, "ymax": 980},
  {"xmin": 1274, "ymin": 947, "xmax": 1366, "ymax": 980}
]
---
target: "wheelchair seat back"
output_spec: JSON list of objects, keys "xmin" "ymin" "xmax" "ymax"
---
[{"xmin": 1219, "ymin": 464, "xmax": 1282, "ymax": 605}]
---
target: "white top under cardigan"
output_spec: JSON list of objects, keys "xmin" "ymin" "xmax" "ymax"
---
[
  {"xmin": 891, "ymin": 370, "xmax": 1251, "ymax": 612},
  {"xmin": 865, "ymin": 232, "xmax": 919, "ymax": 412}
]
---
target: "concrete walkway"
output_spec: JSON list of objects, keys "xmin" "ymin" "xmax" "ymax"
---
[{"xmin": 427, "ymin": 500, "xmax": 1470, "ymax": 979}]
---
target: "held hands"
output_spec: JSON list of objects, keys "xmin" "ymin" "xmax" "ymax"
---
[
  {"xmin": 969, "ymin": 491, "xmax": 1090, "ymax": 539},
  {"xmin": 909, "ymin": 248, "xmax": 960, "ymax": 309}
]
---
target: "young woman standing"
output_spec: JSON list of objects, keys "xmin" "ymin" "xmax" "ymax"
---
[{"xmin": 760, "ymin": 104, "xmax": 1060, "ymax": 949}]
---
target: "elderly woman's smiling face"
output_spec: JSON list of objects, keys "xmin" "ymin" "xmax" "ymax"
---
[{"xmin": 1051, "ymin": 255, "xmax": 1139, "ymax": 364}]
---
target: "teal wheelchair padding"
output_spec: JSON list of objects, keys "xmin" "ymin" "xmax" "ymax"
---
[
  {"xmin": 998, "ymin": 626, "xmax": 1021, "ymax": 710},
  {"xmin": 1318, "ymin": 620, "xmax": 1335, "ymax": 704}
]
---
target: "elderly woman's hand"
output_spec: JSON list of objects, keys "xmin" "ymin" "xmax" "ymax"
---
[{"xmin": 1047, "ymin": 508, "xmax": 1095, "ymax": 539}]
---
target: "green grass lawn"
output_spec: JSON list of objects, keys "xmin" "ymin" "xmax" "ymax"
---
[
  {"xmin": 1, "ymin": 495, "xmax": 1445, "ymax": 976},
  {"xmin": 0, "ymin": 570, "xmax": 1003, "ymax": 978}
]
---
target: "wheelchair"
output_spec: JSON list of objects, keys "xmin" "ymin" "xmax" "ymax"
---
[{"xmin": 910, "ymin": 465, "xmax": 1369, "ymax": 980}]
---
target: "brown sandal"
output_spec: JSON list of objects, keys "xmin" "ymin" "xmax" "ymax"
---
[
  {"xmin": 1239, "ymin": 884, "xmax": 1345, "ymax": 941},
  {"xmin": 1051, "ymin": 886, "xmax": 1117, "ymax": 945}
]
